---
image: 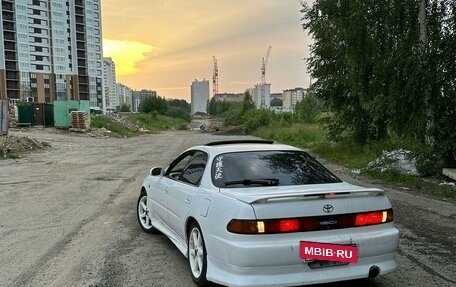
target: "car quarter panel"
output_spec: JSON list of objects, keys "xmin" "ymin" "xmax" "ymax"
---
[{"xmin": 190, "ymin": 188, "xmax": 257, "ymax": 261}]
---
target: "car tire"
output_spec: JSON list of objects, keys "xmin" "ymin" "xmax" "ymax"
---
[
  {"xmin": 188, "ymin": 222, "xmax": 208, "ymax": 287},
  {"xmin": 137, "ymin": 190, "xmax": 157, "ymax": 234}
]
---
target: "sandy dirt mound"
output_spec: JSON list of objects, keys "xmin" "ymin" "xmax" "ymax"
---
[{"xmin": 0, "ymin": 135, "xmax": 51, "ymax": 159}]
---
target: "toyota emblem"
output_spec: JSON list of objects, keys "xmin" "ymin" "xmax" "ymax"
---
[{"xmin": 323, "ymin": 204, "xmax": 334, "ymax": 213}]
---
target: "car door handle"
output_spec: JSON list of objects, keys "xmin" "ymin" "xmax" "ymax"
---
[
  {"xmin": 185, "ymin": 198, "xmax": 191, "ymax": 204},
  {"xmin": 163, "ymin": 189, "xmax": 168, "ymax": 194}
]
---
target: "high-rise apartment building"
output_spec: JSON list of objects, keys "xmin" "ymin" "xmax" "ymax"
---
[
  {"xmin": 103, "ymin": 57, "xmax": 116, "ymax": 111},
  {"xmin": 117, "ymin": 82, "xmax": 133, "ymax": 109},
  {"xmin": 250, "ymin": 83, "xmax": 271, "ymax": 109},
  {"xmin": 191, "ymin": 79, "xmax": 209, "ymax": 115},
  {"xmin": 282, "ymin": 88, "xmax": 306, "ymax": 110},
  {"xmin": 0, "ymin": 0, "xmax": 104, "ymax": 108}
]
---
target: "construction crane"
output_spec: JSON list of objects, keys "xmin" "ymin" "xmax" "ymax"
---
[
  {"xmin": 261, "ymin": 46, "xmax": 272, "ymax": 84},
  {"xmin": 261, "ymin": 46, "xmax": 272, "ymax": 107},
  {"xmin": 212, "ymin": 56, "xmax": 218, "ymax": 97}
]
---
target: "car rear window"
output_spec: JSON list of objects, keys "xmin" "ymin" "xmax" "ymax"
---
[{"xmin": 211, "ymin": 150, "xmax": 341, "ymax": 188}]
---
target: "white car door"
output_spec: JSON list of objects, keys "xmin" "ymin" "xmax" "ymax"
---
[
  {"xmin": 167, "ymin": 151, "xmax": 208, "ymax": 240},
  {"xmin": 152, "ymin": 152, "xmax": 195, "ymax": 228},
  {"xmin": 147, "ymin": 175, "xmax": 171, "ymax": 227}
]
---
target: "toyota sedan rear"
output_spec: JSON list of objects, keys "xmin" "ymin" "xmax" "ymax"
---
[{"xmin": 137, "ymin": 140, "xmax": 399, "ymax": 287}]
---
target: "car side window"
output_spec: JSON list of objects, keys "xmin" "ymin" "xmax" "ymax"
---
[
  {"xmin": 165, "ymin": 153, "xmax": 194, "ymax": 180},
  {"xmin": 178, "ymin": 152, "xmax": 208, "ymax": 186}
]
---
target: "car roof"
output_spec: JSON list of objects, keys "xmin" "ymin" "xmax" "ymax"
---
[{"xmin": 192, "ymin": 141, "xmax": 302, "ymax": 155}]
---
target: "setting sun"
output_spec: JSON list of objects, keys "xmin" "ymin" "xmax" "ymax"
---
[{"xmin": 103, "ymin": 39, "xmax": 155, "ymax": 76}]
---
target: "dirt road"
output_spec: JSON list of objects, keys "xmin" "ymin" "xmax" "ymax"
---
[{"xmin": 0, "ymin": 128, "xmax": 455, "ymax": 287}]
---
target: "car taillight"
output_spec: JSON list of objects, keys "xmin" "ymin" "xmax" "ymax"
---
[
  {"xmin": 227, "ymin": 218, "xmax": 319, "ymax": 234},
  {"xmin": 227, "ymin": 209, "xmax": 394, "ymax": 234},
  {"xmin": 355, "ymin": 209, "xmax": 394, "ymax": 227}
]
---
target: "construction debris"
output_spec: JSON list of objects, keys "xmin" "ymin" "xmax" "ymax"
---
[
  {"xmin": 87, "ymin": 128, "xmax": 113, "ymax": 138},
  {"xmin": 365, "ymin": 149, "xmax": 419, "ymax": 176},
  {"xmin": 0, "ymin": 135, "xmax": 51, "ymax": 159},
  {"xmin": 105, "ymin": 114, "xmax": 142, "ymax": 131}
]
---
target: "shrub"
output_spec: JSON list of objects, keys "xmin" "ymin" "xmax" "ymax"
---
[{"xmin": 244, "ymin": 109, "xmax": 274, "ymax": 133}]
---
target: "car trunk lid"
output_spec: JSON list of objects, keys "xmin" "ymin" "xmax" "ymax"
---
[{"xmin": 220, "ymin": 182, "xmax": 391, "ymax": 219}]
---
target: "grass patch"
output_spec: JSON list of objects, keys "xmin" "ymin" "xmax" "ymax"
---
[
  {"xmin": 312, "ymin": 141, "xmax": 382, "ymax": 169},
  {"xmin": 253, "ymin": 123, "xmax": 326, "ymax": 149},
  {"xmin": 254, "ymin": 123, "xmax": 381, "ymax": 169},
  {"xmin": 125, "ymin": 113, "xmax": 188, "ymax": 132},
  {"xmin": 364, "ymin": 169, "xmax": 423, "ymax": 188},
  {"xmin": 435, "ymin": 186, "xmax": 456, "ymax": 198},
  {"xmin": 365, "ymin": 169, "xmax": 456, "ymax": 199}
]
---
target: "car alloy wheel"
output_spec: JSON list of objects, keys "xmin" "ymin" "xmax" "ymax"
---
[
  {"xmin": 188, "ymin": 222, "xmax": 208, "ymax": 286},
  {"xmin": 137, "ymin": 191, "xmax": 157, "ymax": 234}
]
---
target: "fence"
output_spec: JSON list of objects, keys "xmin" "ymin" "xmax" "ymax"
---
[{"xmin": 0, "ymin": 100, "xmax": 8, "ymax": 135}]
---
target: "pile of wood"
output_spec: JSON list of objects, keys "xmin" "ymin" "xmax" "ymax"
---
[{"xmin": 69, "ymin": 111, "xmax": 88, "ymax": 132}]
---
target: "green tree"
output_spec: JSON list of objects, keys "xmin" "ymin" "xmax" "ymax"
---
[
  {"xmin": 294, "ymin": 93, "xmax": 322, "ymax": 123},
  {"xmin": 302, "ymin": 0, "xmax": 455, "ymax": 166},
  {"xmin": 242, "ymin": 90, "xmax": 255, "ymax": 113},
  {"xmin": 165, "ymin": 99, "xmax": 191, "ymax": 121},
  {"xmin": 244, "ymin": 108, "xmax": 275, "ymax": 133},
  {"xmin": 208, "ymin": 98, "xmax": 240, "ymax": 115},
  {"xmin": 167, "ymin": 99, "xmax": 190, "ymax": 111},
  {"xmin": 139, "ymin": 95, "xmax": 168, "ymax": 114}
]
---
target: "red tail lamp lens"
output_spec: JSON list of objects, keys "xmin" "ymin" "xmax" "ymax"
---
[
  {"xmin": 227, "ymin": 209, "xmax": 394, "ymax": 234},
  {"xmin": 278, "ymin": 219, "xmax": 300, "ymax": 232},
  {"xmin": 355, "ymin": 209, "xmax": 394, "ymax": 226}
]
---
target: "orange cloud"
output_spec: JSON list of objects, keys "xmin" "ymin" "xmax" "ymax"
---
[{"xmin": 103, "ymin": 39, "xmax": 155, "ymax": 76}]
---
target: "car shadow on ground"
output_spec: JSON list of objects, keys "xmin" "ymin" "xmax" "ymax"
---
[{"xmin": 207, "ymin": 278, "xmax": 382, "ymax": 287}]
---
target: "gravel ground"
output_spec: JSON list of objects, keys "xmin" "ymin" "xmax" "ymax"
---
[{"xmin": 0, "ymin": 127, "xmax": 455, "ymax": 287}]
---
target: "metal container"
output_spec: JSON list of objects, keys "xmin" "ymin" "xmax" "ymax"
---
[
  {"xmin": 54, "ymin": 100, "xmax": 91, "ymax": 128},
  {"xmin": 44, "ymin": 103, "xmax": 54, "ymax": 126},
  {"xmin": 17, "ymin": 103, "xmax": 34, "ymax": 125}
]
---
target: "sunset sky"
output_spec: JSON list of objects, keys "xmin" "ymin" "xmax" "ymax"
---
[{"xmin": 102, "ymin": 0, "xmax": 312, "ymax": 101}]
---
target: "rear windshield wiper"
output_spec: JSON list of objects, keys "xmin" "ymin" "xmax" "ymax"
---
[{"xmin": 224, "ymin": 178, "xmax": 279, "ymax": 186}]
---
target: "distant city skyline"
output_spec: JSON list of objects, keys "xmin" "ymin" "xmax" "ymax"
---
[{"xmin": 102, "ymin": 0, "xmax": 312, "ymax": 101}]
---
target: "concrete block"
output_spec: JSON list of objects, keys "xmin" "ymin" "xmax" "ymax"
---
[{"xmin": 442, "ymin": 168, "xmax": 456, "ymax": 180}]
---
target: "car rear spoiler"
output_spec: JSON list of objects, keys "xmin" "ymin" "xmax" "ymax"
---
[{"xmin": 220, "ymin": 188, "xmax": 385, "ymax": 204}]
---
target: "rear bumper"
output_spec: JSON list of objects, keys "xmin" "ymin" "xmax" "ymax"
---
[{"xmin": 206, "ymin": 224, "xmax": 399, "ymax": 287}]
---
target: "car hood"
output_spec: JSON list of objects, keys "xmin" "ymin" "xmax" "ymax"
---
[{"xmin": 219, "ymin": 182, "xmax": 384, "ymax": 204}]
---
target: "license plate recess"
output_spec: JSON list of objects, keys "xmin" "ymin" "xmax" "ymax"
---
[{"xmin": 299, "ymin": 241, "xmax": 358, "ymax": 263}]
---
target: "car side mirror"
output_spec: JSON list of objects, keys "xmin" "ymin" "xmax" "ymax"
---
[{"xmin": 150, "ymin": 167, "xmax": 163, "ymax": 176}]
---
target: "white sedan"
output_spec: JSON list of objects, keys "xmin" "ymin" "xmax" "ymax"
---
[{"xmin": 137, "ymin": 140, "xmax": 399, "ymax": 287}]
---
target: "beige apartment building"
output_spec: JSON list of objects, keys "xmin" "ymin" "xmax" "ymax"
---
[{"xmin": 0, "ymin": 0, "xmax": 104, "ymax": 109}]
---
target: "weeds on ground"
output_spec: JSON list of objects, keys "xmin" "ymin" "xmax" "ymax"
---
[
  {"xmin": 254, "ymin": 123, "xmax": 326, "ymax": 150},
  {"xmin": 126, "ymin": 113, "xmax": 187, "ymax": 132},
  {"xmin": 90, "ymin": 113, "xmax": 188, "ymax": 137}
]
